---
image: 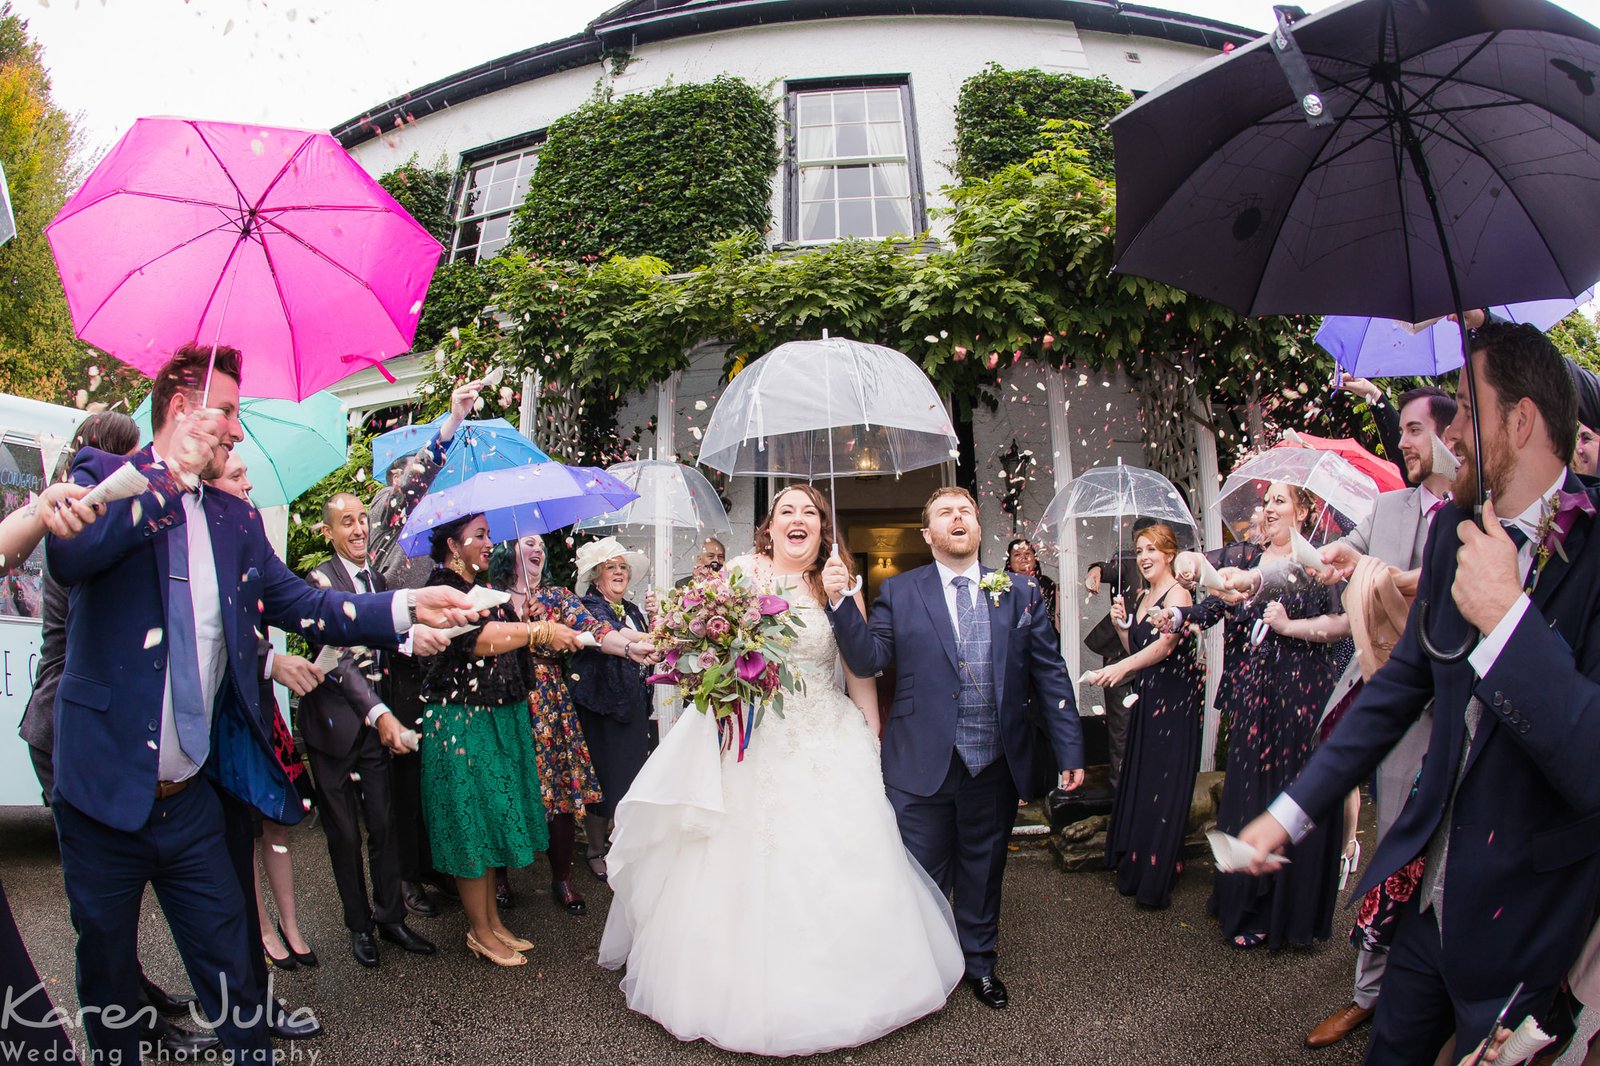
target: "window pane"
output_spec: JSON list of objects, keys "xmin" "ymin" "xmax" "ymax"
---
[
  {"xmin": 479, "ymin": 215, "xmax": 513, "ymax": 259},
  {"xmin": 872, "ymin": 163, "xmax": 909, "ymax": 197},
  {"xmin": 835, "ymin": 123, "xmax": 868, "ymax": 158},
  {"xmin": 866, "ymin": 89, "xmax": 901, "ymax": 121},
  {"xmin": 838, "ymin": 199, "xmax": 874, "ymax": 238},
  {"xmin": 836, "ymin": 165, "xmax": 872, "ymax": 199},
  {"xmin": 798, "ymin": 126, "xmax": 833, "ymax": 162},
  {"xmin": 454, "ymin": 218, "xmax": 483, "ymax": 257},
  {"xmin": 800, "ymin": 167, "xmax": 835, "ymax": 202},
  {"xmin": 834, "ymin": 91, "xmax": 866, "ymax": 123},
  {"xmin": 512, "ymin": 170, "xmax": 534, "ymax": 204},
  {"xmin": 866, "ymin": 121, "xmax": 904, "ymax": 156},
  {"xmin": 876, "ymin": 196, "xmax": 912, "ymax": 236},
  {"xmin": 800, "ymin": 200, "xmax": 835, "ymax": 241},
  {"xmin": 485, "ymin": 176, "xmax": 516, "ymax": 214},
  {"xmin": 797, "ymin": 93, "xmax": 831, "ymax": 126},
  {"xmin": 492, "ymin": 157, "xmax": 521, "ymax": 183}
]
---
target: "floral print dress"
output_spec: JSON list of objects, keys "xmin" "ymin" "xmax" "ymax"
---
[{"xmin": 515, "ymin": 584, "xmax": 613, "ymax": 815}]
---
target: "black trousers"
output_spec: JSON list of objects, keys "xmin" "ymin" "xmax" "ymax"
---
[
  {"xmin": 55, "ymin": 783, "xmax": 272, "ymax": 1064},
  {"xmin": 887, "ymin": 751, "xmax": 1018, "ymax": 980},
  {"xmin": 307, "ymin": 730, "xmax": 404, "ymax": 932}
]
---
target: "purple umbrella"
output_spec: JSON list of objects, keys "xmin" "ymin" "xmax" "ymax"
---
[
  {"xmin": 396, "ymin": 463, "xmax": 640, "ymax": 557},
  {"xmin": 1318, "ymin": 290, "xmax": 1596, "ymax": 378},
  {"xmin": 46, "ymin": 117, "xmax": 442, "ymax": 400}
]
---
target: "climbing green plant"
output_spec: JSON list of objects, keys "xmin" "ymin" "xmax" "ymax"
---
[
  {"xmin": 510, "ymin": 76, "xmax": 779, "ymax": 269},
  {"xmin": 377, "ymin": 154, "xmax": 455, "ymax": 247},
  {"xmin": 954, "ymin": 64, "xmax": 1130, "ymax": 182}
]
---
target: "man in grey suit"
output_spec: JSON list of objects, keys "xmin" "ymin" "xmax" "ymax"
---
[{"xmin": 1304, "ymin": 385, "xmax": 1457, "ymax": 1049}]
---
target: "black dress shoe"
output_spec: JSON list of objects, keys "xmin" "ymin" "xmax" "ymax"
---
[
  {"xmin": 402, "ymin": 881, "xmax": 438, "ymax": 918},
  {"xmin": 144, "ymin": 1013, "xmax": 221, "ymax": 1058},
  {"xmin": 551, "ymin": 879, "xmax": 586, "ymax": 915},
  {"xmin": 495, "ymin": 882, "xmax": 515, "ymax": 909},
  {"xmin": 378, "ymin": 921, "xmax": 437, "ymax": 955},
  {"xmin": 350, "ymin": 930, "xmax": 380, "ymax": 968},
  {"xmin": 269, "ymin": 999, "xmax": 323, "ymax": 1040},
  {"xmin": 139, "ymin": 975, "xmax": 198, "ymax": 1016},
  {"xmin": 278, "ymin": 923, "xmax": 318, "ymax": 968},
  {"xmin": 967, "ymin": 974, "xmax": 1009, "ymax": 1010}
]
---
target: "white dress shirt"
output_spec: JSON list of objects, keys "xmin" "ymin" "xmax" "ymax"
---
[
  {"xmin": 934, "ymin": 558, "xmax": 984, "ymax": 633},
  {"xmin": 1267, "ymin": 471, "xmax": 1569, "ymax": 843},
  {"xmin": 334, "ymin": 551, "xmax": 396, "ymax": 728}
]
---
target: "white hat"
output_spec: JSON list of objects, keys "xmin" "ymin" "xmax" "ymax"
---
[{"xmin": 574, "ymin": 536, "xmax": 648, "ymax": 594}]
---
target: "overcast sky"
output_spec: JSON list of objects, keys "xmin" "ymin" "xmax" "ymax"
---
[{"xmin": 21, "ymin": 0, "xmax": 1600, "ymax": 161}]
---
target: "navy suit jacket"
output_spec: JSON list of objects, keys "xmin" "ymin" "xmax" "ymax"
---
[
  {"xmin": 828, "ymin": 564, "xmax": 1084, "ymax": 799},
  {"xmin": 1289, "ymin": 474, "xmax": 1600, "ymax": 1006},
  {"xmin": 46, "ymin": 446, "xmax": 400, "ymax": 832}
]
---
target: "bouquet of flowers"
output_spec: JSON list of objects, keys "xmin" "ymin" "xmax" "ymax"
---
[{"xmin": 646, "ymin": 567, "xmax": 805, "ymax": 759}]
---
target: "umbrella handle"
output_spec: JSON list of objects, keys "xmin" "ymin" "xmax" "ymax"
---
[
  {"xmin": 1416, "ymin": 600, "xmax": 1474, "ymax": 664},
  {"xmin": 829, "ymin": 544, "xmax": 863, "ymax": 599}
]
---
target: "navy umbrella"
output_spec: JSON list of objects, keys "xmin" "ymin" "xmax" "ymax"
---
[{"xmin": 1110, "ymin": 0, "xmax": 1600, "ymax": 661}]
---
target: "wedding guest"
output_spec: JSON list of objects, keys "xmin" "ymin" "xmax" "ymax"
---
[
  {"xmin": 570, "ymin": 538, "xmax": 657, "ymax": 880},
  {"xmin": 1086, "ymin": 523, "xmax": 1201, "ymax": 910},
  {"xmin": 1005, "ymin": 538, "xmax": 1057, "ymax": 629},
  {"xmin": 676, "ymin": 535, "xmax": 726, "ymax": 586},
  {"xmin": 419, "ymin": 513, "xmax": 575, "ymax": 966},
  {"xmin": 207, "ymin": 454, "xmax": 324, "ymax": 974},
  {"xmin": 1335, "ymin": 377, "xmax": 1405, "ymax": 483},
  {"xmin": 1083, "ymin": 516, "xmax": 1161, "ymax": 789},
  {"xmin": 368, "ymin": 380, "xmax": 485, "ymax": 917},
  {"xmin": 489, "ymin": 532, "xmax": 654, "ymax": 913},
  {"xmin": 18, "ymin": 411, "xmax": 219, "ymax": 1059},
  {"xmin": 1568, "ymin": 361, "xmax": 1600, "ymax": 479},
  {"xmin": 1164, "ymin": 482, "xmax": 1347, "ymax": 950}
]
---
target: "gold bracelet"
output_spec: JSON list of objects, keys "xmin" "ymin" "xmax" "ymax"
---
[{"xmin": 526, "ymin": 621, "xmax": 536, "ymax": 650}]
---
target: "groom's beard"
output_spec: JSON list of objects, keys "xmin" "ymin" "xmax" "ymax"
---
[{"xmin": 928, "ymin": 526, "xmax": 978, "ymax": 561}]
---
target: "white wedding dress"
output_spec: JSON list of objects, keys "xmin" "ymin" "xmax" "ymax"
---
[{"xmin": 599, "ymin": 557, "xmax": 963, "ymax": 1056}]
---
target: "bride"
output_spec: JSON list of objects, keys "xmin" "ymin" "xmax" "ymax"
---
[{"xmin": 599, "ymin": 483, "xmax": 963, "ymax": 1056}]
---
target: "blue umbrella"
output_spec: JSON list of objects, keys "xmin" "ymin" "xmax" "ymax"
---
[
  {"xmin": 371, "ymin": 414, "xmax": 552, "ymax": 491},
  {"xmin": 133, "ymin": 390, "xmax": 346, "ymax": 508},
  {"xmin": 1317, "ymin": 290, "xmax": 1597, "ymax": 378},
  {"xmin": 397, "ymin": 463, "xmax": 639, "ymax": 557}
]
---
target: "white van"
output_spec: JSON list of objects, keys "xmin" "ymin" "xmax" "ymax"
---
[{"xmin": 0, "ymin": 393, "xmax": 87, "ymax": 805}]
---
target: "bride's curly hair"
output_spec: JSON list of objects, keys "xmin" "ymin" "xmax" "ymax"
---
[{"xmin": 753, "ymin": 482, "xmax": 856, "ymax": 605}]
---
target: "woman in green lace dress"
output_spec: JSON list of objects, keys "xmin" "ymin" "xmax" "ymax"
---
[{"xmin": 419, "ymin": 513, "xmax": 584, "ymax": 967}]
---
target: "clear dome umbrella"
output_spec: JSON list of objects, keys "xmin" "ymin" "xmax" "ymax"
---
[
  {"xmin": 699, "ymin": 334, "xmax": 959, "ymax": 596},
  {"xmin": 1215, "ymin": 448, "xmax": 1380, "ymax": 548},
  {"xmin": 1034, "ymin": 461, "xmax": 1198, "ymax": 628},
  {"xmin": 573, "ymin": 458, "xmax": 733, "ymax": 591}
]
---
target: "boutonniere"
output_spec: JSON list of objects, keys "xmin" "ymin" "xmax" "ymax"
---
[
  {"xmin": 978, "ymin": 570, "xmax": 1012, "ymax": 606},
  {"xmin": 1532, "ymin": 488, "xmax": 1597, "ymax": 580}
]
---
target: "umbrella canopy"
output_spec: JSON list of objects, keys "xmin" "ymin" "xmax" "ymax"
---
[
  {"xmin": 1035, "ymin": 464, "xmax": 1197, "ymax": 541},
  {"xmin": 47, "ymin": 117, "xmax": 442, "ymax": 400},
  {"xmin": 133, "ymin": 390, "xmax": 345, "ymax": 508},
  {"xmin": 1317, "ymin": 290, "xmax": 1597, "ymax": 378},
  {"xmin": 371, "ymin": 414, "xmax": 551, "ymax": 491},
  {"xmin": 698, "ymin": 336, "xmax": 958, "ymax": 479},
  {"xmin": 1216, "ymin": 448, "xmax": 1380, "ymax": 546},
  {"xmin": 1111, "ymin": 0, "xmax": 1600, "ymax": 321},
  {"xmin": 396, "ymin": 463, "xmax": 639, "ymax": 558},
  {"xmin": 1275, "ymin": 431, "xmax": 1405, "ymax": 494},
  {"xmin": 573, "ymin": 459, "xmax": 733, "ymax": 586}
]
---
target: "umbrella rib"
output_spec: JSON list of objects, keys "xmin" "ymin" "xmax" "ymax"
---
[
  {"xmin": 72, "ymin": 217, "xmax": 245, "ymax": 336},
  {"xmin": 254, "ymin": 221, "xmax": 305, "ymax": 392},
  {"xmin": 258, "ymin": 215, "xmax": 410, "ymax": 339},
  {"xmin": 250, "ymin": 132, "xmax": 318, "ymax": 212},
  {"xmin": 1401, "ymin": 34, "xmax": 1499, "ymax": 114},
  {"xmin": 190, "ymin": 121, "xmax": 254, "ymax": 220}
]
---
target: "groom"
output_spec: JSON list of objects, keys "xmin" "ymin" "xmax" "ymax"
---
[{"xmin": 824, "ymin": 486, "xmax": 1084, "ymax": 1009}]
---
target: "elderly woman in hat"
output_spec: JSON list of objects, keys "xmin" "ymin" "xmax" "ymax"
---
[
  {"xmin": 488, "ymin": 533, "xmax": 655, "ymax": 915},
  {"xmin": 569, "ymin": 537, "xmax": 657, "ymax": 880}
]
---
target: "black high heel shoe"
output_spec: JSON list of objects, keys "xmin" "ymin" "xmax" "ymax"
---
[
  {"xmin": 264, "ymin": 940, "xmax": 299, "ymax": 972},
  {"xmin": 552, "ymin": 880, "xmax": 586, "ymax": 915},
  {"xmin": 278, "ymin": 923, "xmax": 318, "ymax": 968},
  {"xmin": 495, "ymin": 877, "xmax": 516, "ymax": 910}
]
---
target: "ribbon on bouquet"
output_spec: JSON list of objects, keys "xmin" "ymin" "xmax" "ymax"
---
[{"xmin": 716, "ymin": 701, "xmax": 756, "ymax": 762}]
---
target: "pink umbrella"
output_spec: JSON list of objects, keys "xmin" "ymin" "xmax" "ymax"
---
[{"xmin": 46, "ymin": 117, "xmax": 442, "ymax": 400}]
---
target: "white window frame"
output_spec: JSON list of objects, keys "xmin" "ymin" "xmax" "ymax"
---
[
  {"xmin": 784, "ymin": 80, "xmax": 925, "ymax": 245},
  {"xmin": 449, "ymin": 141, "xmax": 542, "ymax": 263}
]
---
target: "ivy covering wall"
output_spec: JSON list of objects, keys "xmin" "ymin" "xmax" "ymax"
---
[
  {"xmin": 954, "ymin": 63, "xmax": 1130, "ymax": 182},
  {"xmin": 510, "ymin": 76, "xmax": 781, "ymax": 269}
]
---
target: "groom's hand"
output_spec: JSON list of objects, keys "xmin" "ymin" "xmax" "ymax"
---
[
  {"xmin": 822, "ymin": 554, "xmax": 851, "ymax": 607},
  {"xmin": 1057, "ymin": 768, "xmax": 1084, "ymax": 792}
]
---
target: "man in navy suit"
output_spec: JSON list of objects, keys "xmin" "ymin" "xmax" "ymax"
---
[
  {"xmin": 823, "ymin": 486, "xmax": 1085, "ymax": 1010},
  {"xmin": 46, "ymin": 344, "xmax": 479, "ymax": 1065},
  {"xmin": 1240, "ymin": 322, "xmax": 1600, "ymax": 1064}
]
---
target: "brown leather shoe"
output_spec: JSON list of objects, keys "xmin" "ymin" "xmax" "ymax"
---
[{"xmin": 1306, "ymin": 1002, "xmax": 1374, "ymax": 1048}]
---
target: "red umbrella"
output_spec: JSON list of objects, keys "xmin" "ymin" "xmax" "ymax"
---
[
  {"xmin": 1274, "ymin": 431, "xmax": 1405, "ymax": 494},
  {"xmin": 46, "ymin": 117, "xmax": 442, "ymax": 400}
]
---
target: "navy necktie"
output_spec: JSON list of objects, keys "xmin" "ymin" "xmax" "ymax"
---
[
  {"xmin": 1502, "ymin": 523, "xmax": 1528, "ymax": 550},
  {"xmin": 166, "ymin": 525, "xmax": 209, "ymax": 767},
  {"xmin": 355, "ymin": 569, "xmax": 372, "ymax": 593}
]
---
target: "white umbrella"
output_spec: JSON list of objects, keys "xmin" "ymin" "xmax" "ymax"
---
[
  {"xmin": 1215, "ymin": 448, "xmax": 1379, "ymax": 547},
  {"xmin": 573, "ymin": 458, "xmax": 733, "ymax": 589},
  {"xmin": 699, "ymin": 334, "xmax": 958, "ymax": 596}
]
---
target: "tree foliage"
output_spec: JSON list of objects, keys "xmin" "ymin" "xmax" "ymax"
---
[
  {"xmin": 0, "ymin": 2, "xmax": 94, "ymax": 404},
  {"xmin": 285, "ymin": 431, "xmax": 376, "ymax": 578},
  {"xmin": 954, "ymin": 64, "xmax": 1130, "ymax": 182},
  {"xmin": 510, "ymin": 76, "xmax": 779, "ymax": 269},
  {"xmin": 377, "ymin": 154, "xmax": 455, "ymax": 248},
  {"xmin": 1550, "ymin": 308, "xmax": 1600, "ymax": 376}
]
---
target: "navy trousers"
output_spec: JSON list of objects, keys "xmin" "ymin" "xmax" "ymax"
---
[
  {"xmin": 888, "ymin": 751, "xmax": 1018, "ymax": 979},
  {"xmin": 1366, "ymin": 905, "xmax": 1561, "ymax": 1065},
  {"xmin": 55, "ymin": 781, "xmax": 272, "ymax": 1064},
  {"xmin": 0, "ymin": 875, "xmax": 77, "ymax": 1061}
]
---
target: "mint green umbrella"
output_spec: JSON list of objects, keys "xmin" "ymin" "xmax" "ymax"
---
[{"xmin": 133, "ymin": 390, "xmax": 347, "ymax": 507}]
